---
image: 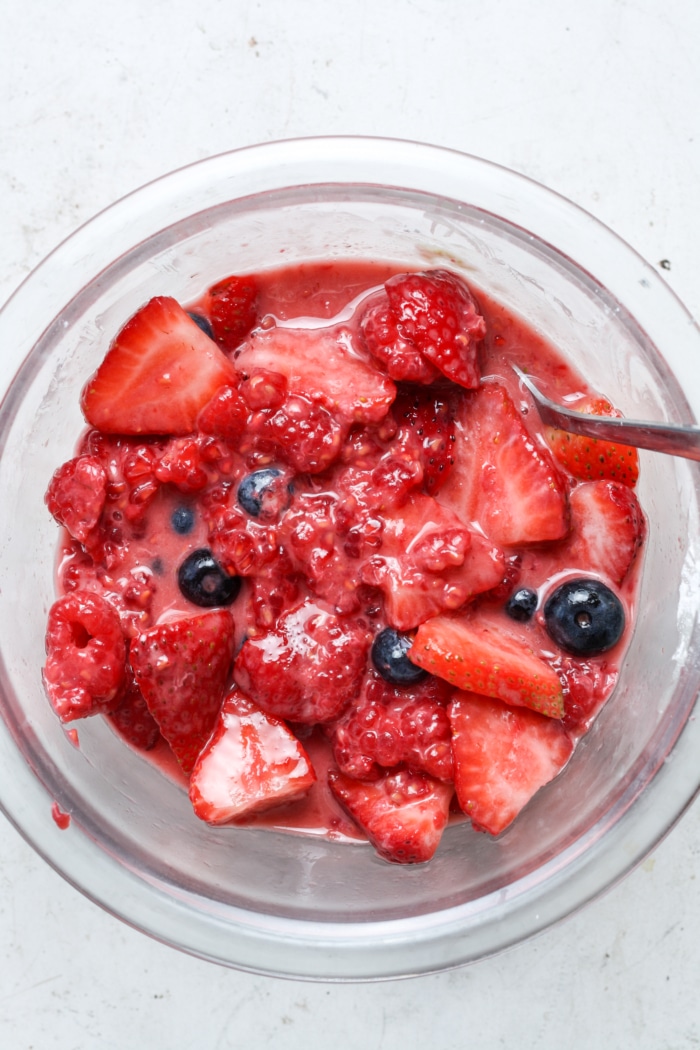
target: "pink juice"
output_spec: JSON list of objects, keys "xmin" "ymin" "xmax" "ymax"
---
[{"xmin": 43, "ymin": 260, "xmax": 646, "ymax": 863}]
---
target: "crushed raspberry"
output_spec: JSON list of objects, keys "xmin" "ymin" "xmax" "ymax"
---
[
  {"xmin": 242, "ymin": 394, "xmax": 346, "ymax": 474},
  {"xmin": 45, "ymin": 455, "xmax": 108, "ymax": 543}
]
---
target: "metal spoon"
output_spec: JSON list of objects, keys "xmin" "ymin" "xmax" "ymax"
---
[{"xmin": 513, "ymin": 365, "xmax": 700, "ymax": 462}]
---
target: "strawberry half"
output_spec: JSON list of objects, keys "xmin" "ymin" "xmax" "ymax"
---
[
  {"xmin": 233, "ymin": 326, "xmax": 396, "ymax": 426},
  {"xmin": 208, "ymin": 274, "xmax": 259, "ymax": 353},
  {"xmin": 328, "ymin": 767, "xmax": 453, "ymax": 864},
  {"xmin": 189, "ymin": 687, "xmax": 316, "ymax": 824},
  {"xmin": 81, "ymin": 297, "xmax": 238, "ymax": 436},
  {"xmin": 129, "ymin": 609, "xmax": 235, "ymax": 774},
  {"xmin": 410, "ymin": 613, "xmax": 564, "ymax": 718},
  {"xmin": 544, "ymin": 395, "xmax": 640, "ymax": 486},
  {"xmin": 438, "ymin": 381, "xmax": 570, "ymax": 546},
  {"xmin": 563, "ymin": 479, "xmax": 646, "ymax": 585},
  {"xmin": 449, "ymin": 691, "xmax": 573, "ymax": 835}
]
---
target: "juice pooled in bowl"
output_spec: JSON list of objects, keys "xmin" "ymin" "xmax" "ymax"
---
[{"xmin": 42, "ymin": 261, "xmax": 646, "ymax": 864}]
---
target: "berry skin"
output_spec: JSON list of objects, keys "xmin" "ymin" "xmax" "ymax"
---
[
  {"xmin": 129, "ymin": 609, "xmax": 235, "ymax": 774},
  {"xmin": 376, "ymin": 269, "xmax": 486, "ymax": 389},
  {"xmin": 81, "ymin": 297, "xmax": 238, "ymax": 436},
  {"xmin": 208, "ymin": 274, "xmax": 259, "ymax": 352},
  {"xmin": 544, "ymin": 395, "xmax": 640, "ymax": 486},
  {"xmin": 371, "ymin": 627, "xmax": 427, "ymax": 686},
  {"xmin": 43, "ymin": 591, "xmax": 126, "ymax": 722},
  {"xmin": 45, "ymin": 455, "xmax": 108, "ymax": 543},
  {"xmin": 234, "ymin": 600, "xmax": 371, "ymax": 724},
  {"xmin": 328, "ymin": 767, "xmax": 454, "ymax": 864},
  {"xmin": 237, "ymin": 467, "xmax": 292, "ymax": 520},
  {"xmin": 171, "ymin": 504, "xmax": 195, "ymax": 535},
  {"xmin": 410, "ymin": 613, "xmax": 564, "ymax": 719},
  {"xmin": 543, "ymin": 578, "xmax": 625, "ymax": 656},
  {"xmin": 505, "ymin": 587, "xmax": 538, "ymax": 622},
  {"xmin": 178, "ymin": 548, "xmax": 242, "ymax": 608}
]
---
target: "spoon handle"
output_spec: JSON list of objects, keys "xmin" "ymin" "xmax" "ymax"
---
[{"xmin": 513, "ymin": 366, "xmax": 700, "ymax": 462}]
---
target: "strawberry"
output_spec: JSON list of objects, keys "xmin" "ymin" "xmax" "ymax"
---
[
  {"xmin": 45, "ymin": 455, "xmax": 108, "ymax": 543},
  {"xmin": 81, "ymin": 296, "xmax": 239, "ymax": 435},
  {"xmin": 107, "ymin": 669, "xmax": 161, "ymax": 750},
  {"xmin": 43, "ymin": 591, "xmax": 126, "ymax": 722},
  {"xmin": 438, "ymin": 381, "xmax": 569, "ymax": 546},
  {"xmin": 367, "ymin": 269, "xmax": 486, "ymax": 389},
  {"xmin": 233, "ymin": 326, "xmax": 396, "ymax": 427},
  {"xmin": 360, "ymin": 493, "xmax": 506, "ymax": 631},
  {"xmin": 544, "ymin": 395, "xmax": 640, "ymax": 486},
  {"xmin": 189, "ymin": 687, "xmax": 316, "ymax": 824},
  {"xmin": 359, "ymin": 300, "xmax": 440, "ymax": 384},
  {"xmin": 207, "ymin": 274, "xmax": 259, "ymax": 352},
  {"xmin": 234, "ymin": 600, "xmax": 371, "ymax": 724},
  {"xmin": 563, "ymin": 480, "xmax": 646, "ymax": 585},
  {"xmin": 391, "ymin": 386, "xmax": 457, "ymax": 495},
  {"xmin": 449, "ymin": 691, "xmax": 574, "ymax": 835},
  {"xmin": 327, "ymin": 767, "xmax": 453, "ymax": 864},
  {"xmin": 410, "ymin": 613, "xmax": 564, "ymax": 718},
  {"xmin": 129, "ymin": 609, "xmax": 235, "ymax": 774},
  {"xmin": 328, "ymin": 671, "xmax": 454, "ymax": 782}
]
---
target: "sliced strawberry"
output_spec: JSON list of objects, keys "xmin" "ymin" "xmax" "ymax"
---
[
  {"xmin": 43, "ymin": 591, "xmax": 126, "ymax": 722},
  {"xmin": 328, "ymin": 671, "xmax": 454, "ymax": 782},
  {"xmin": 359, "ymin": 300, "xmax": 440, "ymax": 384},
  {"xmin": 107, "ymin": 669, "xmax": 161, "ymax": 750},
  {"xmin": 233, "ymin": 326, "xmax": 396, "ymax": 426},
  {"xmin": 207, "ymin": 274, "xmax": 259, "ymax": 352},
  {"xmin": 438, "ymin": 381, "xmax": 569, "ymax": 546},
  {"xmin": 391, "ymin": 386, "xmax": 457, "ymax": 495},
  {"xmin": 81, "ymin": 296, "xmax": 239, "ymax": 435},
  {"xmin": 328, "ymin": 767, "xmax": 453, "ymax": 864},
  {"xmin": 234, "ymin": 600, "xmax": 371, "ymax": 724},
  {"xmin": 45, "ymin": 455, "xmax": 108, "ymax": 543},
  {"xmin": 449, "ymin": 691, "xmax": 573, "ymax": 835},
  {"xmin": 189, "ymin": 687, "xmax": 316, "ymax": 824},
  {"xmin": 410, "ymin": 613, "xmax": 564, "ymax": 718},
  {"xmin": 361, "ymin": 493, "xmax": 506, "ymax": 631},
  {"xmin": 544, "ymin": 395, "xmax": 640, "ymax": 486},
  {"xmin": 563, "ymin": 480, "xmax": 646, "ymax": 585},
  {"xmin": 129, "ymin": 609, "xmax": 235, "ymax": 774},
  {"xmin": 379, "ymin": 270, "xmax": 486, "ymax": 389}
]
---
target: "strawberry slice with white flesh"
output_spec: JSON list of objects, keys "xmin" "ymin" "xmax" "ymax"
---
[
  {"xmin": 449, "ymin": 691, "xmax": 573, "ymax": 835},
  {"xmin": 410, "ymin": 613, "xmax": 564, "ymax": 718},
  {"xmin": 438, "ymin": 380, "xmax": 569, "ymax": 546},
  {"xmin": 233, "ymin": 326, "xmax": 396, "ymax": 426},
  {"xmin": 189, "ymin": 687, "xmax": 316, "ymax": 824},
  {"xmin": 81, "ymin": 296, "xmax": 239, "ymax": 435},
  {"xmin": 563, "ymin": 479, "xmax": 646, "ymax": 585},
  {"xmin": 328, "ymin": 767, "xmax": 453, "ymax": 864}
]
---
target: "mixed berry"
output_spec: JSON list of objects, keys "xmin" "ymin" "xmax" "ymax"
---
[{"xmin": 42, "ymin": 260, "xmax": 646, "ymax": 863}]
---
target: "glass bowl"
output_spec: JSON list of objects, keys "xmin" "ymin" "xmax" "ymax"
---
[{"xmin": 1, "ymin": 137, "xmax": 699, "ymax": 981}]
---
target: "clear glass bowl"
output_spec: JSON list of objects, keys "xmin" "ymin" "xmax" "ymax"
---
[{"xmin": 1, "ymin": 137, "xmax": 699, "ymax": 981}]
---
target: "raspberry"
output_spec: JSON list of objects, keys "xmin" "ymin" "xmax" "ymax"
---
[
  {"xmin": 359, "ymin": 300, "xmax": 440, "ymax": 383},
  {"xmin": 198, "ymin": 383, "xmax": 249, "ymax": 442},
  {"xmin": 45, "ymin": 455, "xmax": 108, "ymax": 543},
  {"xmin": 43, "ymin": 591, "xmax": 126, "ymax": 722},
  {"xmin": 154, "ymin": 437, "xmax": 209, "ymax": 493},
  {"xmin": 243, "ymin": 394, "xmax": 346, "ymax": 474},
  {"xmin": 234, "ymin": 601, "xmax": 371, "ymax": 723},
  {"xmin": 328, "ymin": 673, "xmax": 454, "ymax": 782}
]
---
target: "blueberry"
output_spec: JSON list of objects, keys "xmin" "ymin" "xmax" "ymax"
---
[
  {"xmin": 237, "ymin": 468, "xmax": 291, "ymax": 520},
  {"xmin": 505, "ymin": 587, "xmax": 538, "ymax": 622},
  {"xmin": 177, "ymin": 548, "xmax": 241, "ymax": 608},
  {"xmin": 543, "ymin": 578, "xmax": 624, "ymax": 655},
  {"xmin": 371, "ymin": 628, "xmax": 427, "ymax": 686},
  {"xmin": 171, "ymin": 505, "xmax": 195, "ymax": 535},
  {"xmin": 187, "ymin": 312, "xmax": 214, "ymax": 339}
]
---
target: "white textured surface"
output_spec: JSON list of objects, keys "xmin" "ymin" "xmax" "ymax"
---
[{"xmin": 2, "ymin": 0, "xmax": 700, "ymax": 1044}]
